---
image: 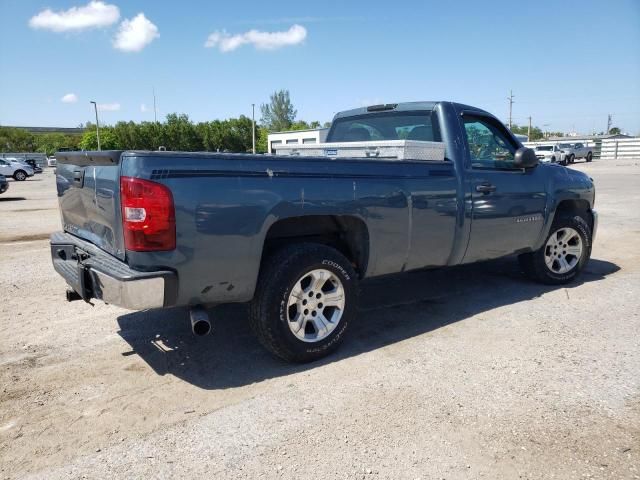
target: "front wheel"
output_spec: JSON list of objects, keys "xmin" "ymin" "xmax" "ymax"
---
[
  {"xmin": 519, "ymin": 215, "xmax": 592, "ymax": 285},
  {"xmin": 13, "ymin": 170, "xmax": 27, "ymax": 181},
  {"xmin": 568, "ymin": 154, "xmax": 575, "ymax": 164},
  {"xmin": 586, "ymin": 152, "xmax": 593, "ymax": 162},
  {"xmin": 249, "ymin": 243, "xmax": 358, "ymax": 362}
]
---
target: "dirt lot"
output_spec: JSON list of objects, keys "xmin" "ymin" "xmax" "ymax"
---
[{"xmin": 1, "ymin": 160, "xmax": 639, "ymax": 479}]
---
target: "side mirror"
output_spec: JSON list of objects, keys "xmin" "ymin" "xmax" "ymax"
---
[{"xmin": 514, "ymin": 147, "xmax": 538, "ymax": 169}]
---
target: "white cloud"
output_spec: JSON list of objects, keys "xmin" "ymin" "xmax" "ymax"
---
[
  {"xmin": 98, "ymin": 103, "xmax": 120, "ymax": 111},
  {"xmin": 29, "ymin": 1, "xmax": 119, "ymax": 32},
  {"xmin": 113, "ymin": 13, "xmax": 159, "ymax": 52},
  {"xmin": 140, "ymin": 103, "xmax": 148, "ymax": 112},
  {"xmin": 61, "ymin": 93, "xmax": 78, "ymax": 103},
  {"xmin": 204, "ymin": 24, "xmax": 306, "ymax": 52}
]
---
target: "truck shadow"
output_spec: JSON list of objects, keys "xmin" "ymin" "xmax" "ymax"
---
[{"xmin": 117, "ymin": 257, "xmax": 619, "ymax": 390}]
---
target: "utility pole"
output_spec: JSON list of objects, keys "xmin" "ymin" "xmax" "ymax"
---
[
  {"xmin": 507, "ymin": 90, "xmax": 515, "ymax": 130},
  {"xmin": 252, "ymin": 103, "xmax": 256, "ymax": 154},
  {"xmin": 606, "ymin": 114, "xmax": 612, "ymax": 135},
  {"xmin": 153, "ymin": 87, "xmax": 157, "ymax": 123},
  {"xmin": 89, "ymin": 101, "xmax": 101, "ymax": 151},
  {"xmin": 527, "ymin": 116, "xmax": 532, "ymax": 141}
]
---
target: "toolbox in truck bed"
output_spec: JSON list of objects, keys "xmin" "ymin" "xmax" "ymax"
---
[{"xmin": 273, "ymin": 140, "xmax": 446, "ymax": 161}]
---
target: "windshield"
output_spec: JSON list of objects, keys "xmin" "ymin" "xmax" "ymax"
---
[
  {"xmin": 327, "ymin": 110, "xmax": 441, "ymax": 143},
  {"xmin": 535, "ymin": 146, "xmax": 553, "ymax": 151}
]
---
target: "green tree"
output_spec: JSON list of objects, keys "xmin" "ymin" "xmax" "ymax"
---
[
  {"xmin": 510, "ymin": 124, "xmax": 544, "ymax": 141},
  {"xmin": 608, "ymin": 127, "xmax": 621, "ymax": 135},
  {"xmin": 35, "ymin": 133, "xmax": 75, "ymax": 155},
  {"xmin": 79, "ymin": 128, "xmax": 121, "ymax": 150},
  {"xmin": 163, "ymin": 113, "xmax": 202, "ymax": 151},
  {"xmin": 260, "ymin": 90, "xmax": 297, "ymax": 132},
  {"xmin": 0, "ymin": 127, "xmax": 36, "ymax": 152},
  {"xmin": 256, "ymin": 127, "xmax": 269, "ymax": 153}
]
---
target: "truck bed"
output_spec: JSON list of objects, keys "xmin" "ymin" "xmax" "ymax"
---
[{"xmin": 55, "ymin": 150, "xmax": 459, "ymax": 306}]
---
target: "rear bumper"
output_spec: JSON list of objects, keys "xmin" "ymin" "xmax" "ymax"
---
[{"xmin": 50, "ymin": 231, "xmax": 177, "ymax": 310}]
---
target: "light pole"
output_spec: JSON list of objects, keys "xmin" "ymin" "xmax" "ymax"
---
[
  {"xmin": 89, "ymin": 101, "xmax": 101, "ymax": 151},
  {"xmin": 251, "ymin": 103, "xmax": 256, "ymax": 154}
]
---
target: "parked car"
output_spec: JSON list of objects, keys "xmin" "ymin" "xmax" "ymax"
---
[
  {"xmin": 560, "ymin": 142, "xmax": 593, "ymax": 163},
  {"xmin": 25, "ymin": 159, "xmax": 43, "ymax": 173},
  {"xmin": 0, "ymin": 174, "xmax": 8, "ymax": 194},
  {"xmin": 0, "ymin": 158, "xmax": 34, "ymax": 181},
  {"xmin": 47, "ymin": 156, "xmax": 57, "ymax": 167},
  {"xmin": 533, "ymin": 144, "xmax": 564, "ymax": 164},
  {"xmin": 50, "ymin": 101, "xmax": 597, "ymax": 363}
]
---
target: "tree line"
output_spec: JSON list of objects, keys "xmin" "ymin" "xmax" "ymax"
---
[
  {"xmin": 0, "ymin": 90, "xmax": 325, "ymax": 155},
  {"xmin": 2, "ymin": 89, "xmax": 620, "ymax": 154}
]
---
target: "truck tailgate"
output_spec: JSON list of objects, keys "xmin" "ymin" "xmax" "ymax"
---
[{"xmin": 55, "ymin": 151, "xmax": 126, "ymax": 260}]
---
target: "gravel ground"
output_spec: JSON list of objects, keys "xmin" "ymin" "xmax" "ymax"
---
[{"xmin": 0, "ymin": 160, "xmax": 638, "ymax": 479}]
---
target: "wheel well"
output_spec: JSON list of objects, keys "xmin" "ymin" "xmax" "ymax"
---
[
  {"xmin": 263, "ymin": 215, "xmax": 369, "ymax": 277},
  {"xmin": 554, "ymin": 199, "xmax": 593, "ymax": 228}
]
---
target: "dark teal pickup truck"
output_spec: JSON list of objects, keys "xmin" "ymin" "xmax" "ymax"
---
[{"xmin": 50, "ymin": 101, "xmax": 597, "ymax": 362}]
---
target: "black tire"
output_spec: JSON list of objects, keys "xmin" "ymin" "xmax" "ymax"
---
[
  {"xmin": 586, "ymin": 152, "xmax": 593, "ymax": 162},
  {"xmin": 519, "ymin": 214, "xmax": 592, "ymax": 285},
  {"xmin": 568, "ymin": 154, "xmax": 575, "ymax": 164},
  {"xmin": 13, "ymin": 170, "xmax": 27, "ymax": 181},
  {"xmin": 551, "ymin": 156, "xmax": 556, "ymax": 163},
  {"xmin": 249, "ymin": 243, "xmax": 358, "ymax": 363}
]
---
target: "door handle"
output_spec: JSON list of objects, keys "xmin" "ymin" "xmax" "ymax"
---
[{"xmin": 476, "ymin": 182, "xmax": 496, "ymax": 194}]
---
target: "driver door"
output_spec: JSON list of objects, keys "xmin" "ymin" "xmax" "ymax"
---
[{"xmin": 462, "ymin": 114, "xmax": 547, "ymax": 263}]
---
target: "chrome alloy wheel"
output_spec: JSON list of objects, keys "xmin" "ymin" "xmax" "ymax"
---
[
  {"xmin": 544, "ymin": 227, "xmax": 583, "ymax": 274},
  {"xmin": 287, "ymin": 268, "xmax": 345, "ymax": 343}
]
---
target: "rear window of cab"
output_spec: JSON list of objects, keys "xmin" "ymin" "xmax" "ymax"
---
[{"xmin": 328, "ymin": 111, "xmax": 441, "ymax": 143}]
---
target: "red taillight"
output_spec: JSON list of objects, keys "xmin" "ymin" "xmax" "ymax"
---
[{"xmin": 120, "ymin": 176, "xmax": 176, "ymax": 251}]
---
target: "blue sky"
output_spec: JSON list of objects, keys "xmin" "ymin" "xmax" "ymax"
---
[{"xmin": 1, "ymin": 0, "xmax": 639, "ymax": 134}]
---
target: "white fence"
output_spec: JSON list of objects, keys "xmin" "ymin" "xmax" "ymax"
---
[{"xmin": 600, "ymin": 138, "xmax": 640, "ymax": 160}]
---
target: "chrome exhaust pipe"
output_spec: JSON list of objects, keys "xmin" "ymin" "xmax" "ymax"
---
[{"xmin": 190, "ymin": 306, "xmax": 211, "ymax": 336}]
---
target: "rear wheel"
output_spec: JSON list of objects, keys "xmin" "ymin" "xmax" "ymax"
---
[
  {"xmin": 13, "ymin": 170, "xmax": 27, "ymax": 181},
  {"xmin": 519, "ymin": 214, "xmax": 592, "ymax": 285},
  {"xmin": 249, "ymin": 243, "xmax": 358, "ymax": 362},
  {"xmin": 586, "ymin": 152, "xmax": 593, "ymax": 162}
]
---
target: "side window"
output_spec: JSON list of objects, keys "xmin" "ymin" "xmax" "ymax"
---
[{"xmin": 463, "ymin": 116, "xmax": 518, "ymax": 169}]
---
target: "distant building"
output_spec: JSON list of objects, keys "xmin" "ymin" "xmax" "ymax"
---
[
  {"xmin": 268, "ymin": 128, "xmax": 329, "ymax": 154},
  {"xmin": 3, "ymin": 126, "xmax": 84, "ymax": 135}
]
